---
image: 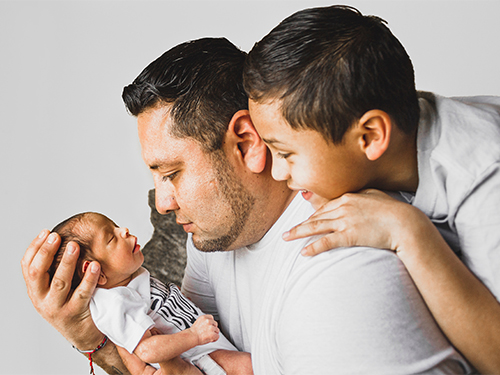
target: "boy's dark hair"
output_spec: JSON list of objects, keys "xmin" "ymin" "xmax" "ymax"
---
[
  {"xmin": 48, "ymin": 213, "xmax": 96, "ymax": 290},
  {"xmin": 243, "ymin": 5, "xmax": 419, "ymax": 144},
  {"xmin": 122, "ymin": 37, "xmax": 248, "ymax": 152}
]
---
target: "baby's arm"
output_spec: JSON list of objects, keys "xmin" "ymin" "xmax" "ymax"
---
[
  {"xmin": 134, "ymin": 315, "xmax": 219, "ymax": 365},
  {"xmin": 209, "ymin": 350, "xmax": 253, "ymax": 375},
  {"xmin": 284, "ymin": 189, "xmax": 500, "ymax": 374}
]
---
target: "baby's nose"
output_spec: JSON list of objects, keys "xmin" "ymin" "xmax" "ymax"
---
[{"xmin": 120, "ymin": 227, "xmax": 130, "ymax": 238}]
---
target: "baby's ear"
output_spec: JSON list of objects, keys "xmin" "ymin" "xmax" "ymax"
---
[{"xmin": 82, "ymin": 260, "xmax": 107, "ymax": 285}]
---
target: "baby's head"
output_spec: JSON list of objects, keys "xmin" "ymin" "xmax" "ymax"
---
[{"xmin": 49, "ymin": 212, "xmax": 143, "ymax": 290}]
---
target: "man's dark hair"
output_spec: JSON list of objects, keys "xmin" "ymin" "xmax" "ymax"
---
[
  {"xmin": 48, "ymin": 213, "xmax": 96, "ymax": 290},
  {"xmin": 243, "ymin": 5, "xmax": 419, "ymax": 144},
  {"xmin": 122, "ymin": 37, "xmax": 248, "ymax": 152}
]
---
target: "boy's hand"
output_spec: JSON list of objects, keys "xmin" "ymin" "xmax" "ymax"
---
[
  {"xmin": 283, "ymin": 189, "xmax": 422, "ymax": 256},
  {"xmin": 190, "ymin": 315, "xmax": 220, "ymax": 346},
  {"xmin": 21, "ymin": 230, "xmax": 103, "ymax": 350}
]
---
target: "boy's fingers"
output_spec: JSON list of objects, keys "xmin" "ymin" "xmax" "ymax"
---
[
  {"xmin": 301, "ymin": 234, "xmax": 342, "ymax": 256},
  {"xmin": 283, "ymin": 219, "xmax": 337, "ymax": 241}
]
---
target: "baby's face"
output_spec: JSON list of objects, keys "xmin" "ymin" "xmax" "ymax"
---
[
  {"xmin": 249, "ymin": 99, "xmax": 370, "ymax": 201},
  {"xmin": 88, "ymin": 213, "xmax": 144, "ymax": 288}
]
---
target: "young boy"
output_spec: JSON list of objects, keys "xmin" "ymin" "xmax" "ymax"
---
[
  {"xmin": 243, "ymin": 5, "xmax": 500, "ymax": 375},
  {"xmin": 49, "ymin": 212, "xmax": 252, "ymax": 375}
]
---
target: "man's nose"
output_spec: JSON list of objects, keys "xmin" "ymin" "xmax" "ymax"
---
[{"xmin": 155, "ymin": 188, "xmax": 180, "ymax": 215}]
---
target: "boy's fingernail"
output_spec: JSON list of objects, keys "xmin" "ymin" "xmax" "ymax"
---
[
  {"xmin": 47, "ymin": 233, "xmax": 57, "ymax": 244},
  {"xmin": 38, "ymin": 229, "xmax": 48, "ymax": 239},
  {"xmin": 282, "ymin": 231, "xmax": 290, "ymax": 240},
  {"xmin": 301, "ymin": 248, "xmax": 310, "ymax": 256}
]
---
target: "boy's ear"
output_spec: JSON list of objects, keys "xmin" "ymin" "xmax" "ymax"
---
[
  {"xmin": 226, "ymin": 110, "xmax": 268, "ymax": 173},
  {"xmin": 356, "ymin": 110, "xmax": 392, "ymax": 161},
  {"xmin": 82, "ymin": 260, "xmax": 107, "ymax": 286}
]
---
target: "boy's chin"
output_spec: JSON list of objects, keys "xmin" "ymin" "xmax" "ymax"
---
[{"xmin": 307, "ymin": 193, "xmax": 330, "ymax": 210}]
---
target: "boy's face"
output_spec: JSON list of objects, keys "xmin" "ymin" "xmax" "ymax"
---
[
  {"xmin": 249, "ymin": 100, "xmax": 369, "ymax": 200},
  {"xmin": 86, "ymin": 213, "xmax": 144, "ymax": 288}
]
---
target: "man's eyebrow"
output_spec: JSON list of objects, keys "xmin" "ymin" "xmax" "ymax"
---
[{"xmin": 149, "ymin": 160, "xmax": 183, "ymax": 171}]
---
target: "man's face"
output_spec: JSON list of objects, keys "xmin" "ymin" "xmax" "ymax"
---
[
  {"xmin": 138, "ymin": 105, "xmax": 255, "ymax": 252},
  {"xmin": 249, "ymin": 99, "xmax": 368, "ymax": 200}
]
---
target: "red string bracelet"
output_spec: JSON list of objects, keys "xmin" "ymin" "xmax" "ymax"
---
[{"xmin": 73, "ymin": 335, "xmax": 108, "ymax": 375}]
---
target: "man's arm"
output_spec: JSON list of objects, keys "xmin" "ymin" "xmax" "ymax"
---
[
  {"xmin": 21, "ymin": 230, "xmax": 130, "ymax": 375},
  {"xmin": 275, "ymin": 248, "xmax": 470, "ymax": 374}
]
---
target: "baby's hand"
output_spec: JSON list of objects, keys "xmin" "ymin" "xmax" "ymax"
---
[{"xmin": 190, "ymin": 315, "xmax": 219, "ymax": 346}]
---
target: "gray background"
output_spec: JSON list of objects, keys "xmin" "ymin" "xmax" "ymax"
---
[{"xmin": 1, "ymin": 1, "xmax": 499, "ymax": 374}]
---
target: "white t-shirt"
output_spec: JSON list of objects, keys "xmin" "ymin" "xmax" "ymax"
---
[
  {"xmin": 90, "ymin": 267, "xmax": 236, "ymax": 370},
  {"xmin": 182, "ymin": 194, "xmax": 471, "ymax": 374},
  {"xmin": 413, "ymin": 92, "xmax": 500, "ymax": 301}
]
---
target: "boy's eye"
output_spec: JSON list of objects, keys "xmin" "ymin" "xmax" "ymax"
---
[
  {"xmin": 276, "ymin": 152, "xmax": 291, "ymax": 159},
  {"xmin": 107, "ymin": 235, "xmax": 114, "ymax": 244},
  {"xmin": 162, "ymin": 171, "xmax": 179, "ymax": 182}
]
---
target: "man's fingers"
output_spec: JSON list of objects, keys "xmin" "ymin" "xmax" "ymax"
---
[
  {"xmin": 70, "ymin": 261, "xmax": 100, "ymax": 309},
  {"xmin": 22, "ymin": 231, "xmax": 61, "ymax": 299},
  {"xmin": 48, "ymin": 241, "xmax": 80, "ymax": 306},
  {"xmin": 21, "ymin": 229, "xmax": 50, "ymax": 273}
]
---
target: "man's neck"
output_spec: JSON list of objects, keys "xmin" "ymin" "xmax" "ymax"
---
[{"xmin": 229, "ymin": 183, "xmax": 296, "ymax": 251}]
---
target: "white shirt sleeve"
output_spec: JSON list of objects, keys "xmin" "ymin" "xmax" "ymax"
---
[
  {"xmin": 454, "ymin": 162, "xmax": 500, "ymax": 301},
  {"xmin": 276, "ymin": 248, "xmax": 470, "ymax": 374}
]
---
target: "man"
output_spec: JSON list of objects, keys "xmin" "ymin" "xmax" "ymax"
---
[{"xmin": 22, "ymin": 38, "xmax": 470, "ymax": 374}]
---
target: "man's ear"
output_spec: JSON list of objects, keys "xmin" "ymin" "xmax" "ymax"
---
[
  {"xmin": 226, "ymin": 110, "xmax": 268, "ymax": 173},
  {"xmin": 82, "ymin": 260, "xmax": 107, "ymax": 286},
  {"xmin": 356, "ymin": 110, "xmax": 392, "ymax": 161}
]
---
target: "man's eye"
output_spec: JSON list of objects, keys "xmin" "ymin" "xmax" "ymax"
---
[{"xmin": 162, "ymin": 171, "xmax": 179, "ymax": 182}]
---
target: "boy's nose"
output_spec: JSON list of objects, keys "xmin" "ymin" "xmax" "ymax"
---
[{"xmin": 271, "ymin": 158, "xmax": 290, "ymax": 182}]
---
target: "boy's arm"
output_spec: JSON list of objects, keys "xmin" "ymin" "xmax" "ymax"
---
[
  {"xmin": 133, "ymin": 315, "xmax": 219, "ymax": 365},
  {"xmin": 284, "ymin": 188, "xmax": 500, "ymax": 374},
  {"xmin": 21, "ymin": 232, "xmax": 130, "ymax": 375}
]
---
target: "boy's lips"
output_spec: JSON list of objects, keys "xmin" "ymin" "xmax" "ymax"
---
[{"xmin": 301, "ymin": 190, "xmax": 313, "ymax": 201}]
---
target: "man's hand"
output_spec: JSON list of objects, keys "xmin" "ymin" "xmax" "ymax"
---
[
  {"xmin": 190, "ymin": 315, "xmax": 220, "ymax": 346},
  {"xmin": 21, "ymin": 229, "xmax": 103, "ymax": 350}
]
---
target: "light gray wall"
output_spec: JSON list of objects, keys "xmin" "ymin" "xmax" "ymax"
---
[{"xmin": 1, "ymin": 1, "xmax": 499, "ymax": 374}]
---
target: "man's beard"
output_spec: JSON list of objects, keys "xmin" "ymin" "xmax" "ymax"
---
[{"xmin": 193, "ymin": 150, "xmax": 255, "ymax": 252}]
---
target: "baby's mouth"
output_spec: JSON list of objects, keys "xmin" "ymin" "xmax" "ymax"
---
[{"xmin": 132, "ymin": 238, "xmax": 141, "ymax": 253}]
